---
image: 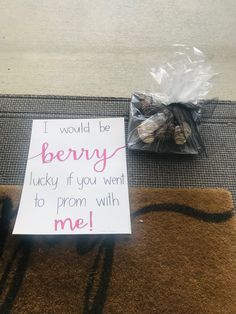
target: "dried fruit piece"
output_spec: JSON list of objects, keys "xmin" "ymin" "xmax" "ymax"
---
[
  {"xmin": 174, "ymin": 125, "xmax": 186, "ymax": 145},
  {"xmin": 182, "ymin": 121, "xmax": 192, "ymax": 139}
]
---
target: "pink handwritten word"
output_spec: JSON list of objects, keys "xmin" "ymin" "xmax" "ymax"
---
[
  {"xmin": 54, "ymin": 211, "xmax": 93, "ymax": 232},
  {"xmin": 29, "ymin": 142, "xmax": 126, "ymax": 172}
]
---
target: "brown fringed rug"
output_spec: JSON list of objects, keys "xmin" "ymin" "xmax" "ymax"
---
[{"xmin": 0, "ymin": 186, "xmax": 236, "ymax": 314}]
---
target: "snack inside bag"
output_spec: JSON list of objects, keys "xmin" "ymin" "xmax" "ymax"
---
[{"xmin": 127, "ymin": 45, "xmax": 217, "ymax": 154}]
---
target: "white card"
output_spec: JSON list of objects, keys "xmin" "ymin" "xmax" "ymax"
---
[{"xmin": 13, "ymin": 118, "xmax": 131, "ymax": 235}]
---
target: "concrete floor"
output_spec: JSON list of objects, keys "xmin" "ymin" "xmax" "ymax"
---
[{"xmin": 0, "ymin": 0, "xmax": 235, "ymax": 99}]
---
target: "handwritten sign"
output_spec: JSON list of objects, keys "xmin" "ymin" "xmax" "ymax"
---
[{"xmin": 13, "ymin": 118, "xmax": 131, "ymax": 234}]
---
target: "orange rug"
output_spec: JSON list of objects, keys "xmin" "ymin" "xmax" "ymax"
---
[{"xmin": 0, "ymin": 186, "xmax": 236, "ymax": 313}]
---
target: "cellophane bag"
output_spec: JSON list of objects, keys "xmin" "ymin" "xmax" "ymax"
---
[{"xmin": 127, "ymin": 45, "xmax": 217, "ymax": 154}]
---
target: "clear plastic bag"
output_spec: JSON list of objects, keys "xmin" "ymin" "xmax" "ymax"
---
[{"xmin": 127, "ymin": 45, "xmax": 217, "ymax": 154}]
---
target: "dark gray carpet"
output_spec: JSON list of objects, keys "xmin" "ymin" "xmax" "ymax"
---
[{"xmin": 0, "ymin": 95, "xmax": 236, "ymax": 202}]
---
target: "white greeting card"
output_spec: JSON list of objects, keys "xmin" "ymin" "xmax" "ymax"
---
[{"xmin": 13, "ymin": 118, "xmax": 131, "ymax": 234}]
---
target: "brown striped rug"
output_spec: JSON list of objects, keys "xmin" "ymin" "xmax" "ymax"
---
[{"xmin": 0, "ymin": 186, "xmax": 236, "ymax": 313}]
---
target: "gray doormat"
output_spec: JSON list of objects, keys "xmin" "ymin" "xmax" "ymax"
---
[{"xmin": 0, "ymin": 95, "xmax": 236, "ymax": 202}]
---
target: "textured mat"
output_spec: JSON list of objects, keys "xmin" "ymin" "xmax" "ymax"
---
[
  {"xmin": 0, "ymin": 95, "xmax": 236, "ymax": 203},
  {"xmin": 0, "ymin": 186, "xmax": 236, "ymax": 313}
]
